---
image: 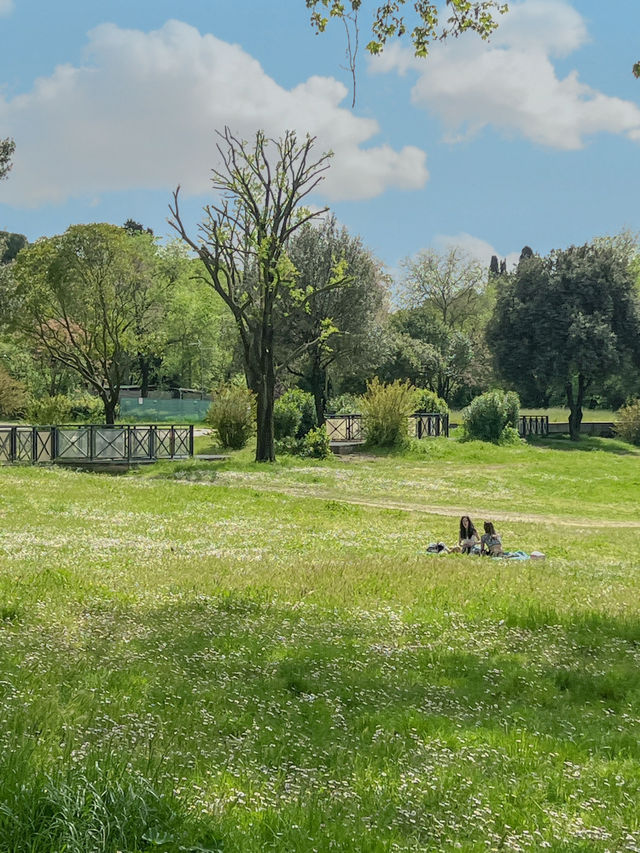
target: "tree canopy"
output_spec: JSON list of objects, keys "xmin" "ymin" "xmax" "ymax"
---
[
  {"xmin": 12, "ymin": 224, "xmax": 166, "ymax": 424},
  {"xmin": 488, "ymin": 243, "xmax": 640, "ymax": 439},
  {"xmin": 281, "ymin": 215, "xmax": 387, "ymax": 423},
  {"xmin": 0, "ymin": 137, "xmax": 15, "ymax": 182}
]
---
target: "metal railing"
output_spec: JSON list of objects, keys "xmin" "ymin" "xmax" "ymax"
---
[
  {"xmin": 411, "ymin": 412, "xmax": 449, "ymax": 439},
  {"xmin": 325, "ymin": 414, "xmax": 364, "ymax": 442},
  {"xmin": 518, "ymin": 416, "xmax": 549, "ymax": 437},
  {"xmin": 0, "ymin": 424, "xmax": 194, "ymax": 465},
  {"xmin": 325, "ymin": 412, "xmax": 449, "ymax": 442}
]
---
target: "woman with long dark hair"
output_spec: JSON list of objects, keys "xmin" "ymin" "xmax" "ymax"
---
[
  {"xmin": 459, "ymin": 516, "xmax": 479, "ymax": 554},
  {"xmin": 480, "ymin": 521, "xmax": 503, "ymax": 556}
]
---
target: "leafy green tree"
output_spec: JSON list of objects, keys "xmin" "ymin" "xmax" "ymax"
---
[
  {"xmin": 12, "ymin": 224, "xmax": 162, "ymax": 424},
  {"xmin": 488, "ymin": 243, "xmax": 640, "ymax": 439},
  {"xmin": 0, "ymin": 137, "xmax": 15, "ymax": 181},
  {"xmin": 160, "ymin": 259, "xmax": 237, "ymax": 391},
  {"xmin": 169, "ymin": 127, "xmax": 333, "ymax": 462},
  {"xmin": 307, "ymin": 0, "xmax": 508, "ymax": 103},
  {"xmin": 386, "ymin": 247, "xmax": 490, "ymax": 403},
  {"xmin": 0, "ymin": 232, "xmax": 27, "ymax": 265},
  {"xmin": 280, "ymin": 216, "xmax": 387, "ymax": 424}
]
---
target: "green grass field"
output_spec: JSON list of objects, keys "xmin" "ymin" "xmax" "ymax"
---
[
  {"xmin": 1, "ymin": 436, "xmax": 639, "ymax": 851},
  {"xmin": 449, "ymin": 407, "xmax": 618, "ymax": 424}
]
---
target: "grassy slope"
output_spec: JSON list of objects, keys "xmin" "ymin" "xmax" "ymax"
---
[{"xmin": 0, "ymin": 438, "xmax": 639, "ymax": 851}]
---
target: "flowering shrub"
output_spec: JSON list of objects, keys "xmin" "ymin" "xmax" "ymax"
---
[
  {"xmin": 361, "ymin": 378, "xmax": 417, "ymax": 447},
  {"xmin": 206, "ymin": 384, "xmax": 255, "ymax": 449},
  {"xmin": 615, "ymin": 399, "xmax": 640, "ymax": 445}
]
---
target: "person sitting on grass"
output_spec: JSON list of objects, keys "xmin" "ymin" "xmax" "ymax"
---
[
  {"xmin": 480, "ymin": 521, "xmax": 503, "ymax": 557},
  {"xmin": 459, "ymin": 516, "xmax": 479, "ymax": 554}
]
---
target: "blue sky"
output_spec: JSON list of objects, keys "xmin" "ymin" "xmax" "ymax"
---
[{"xmin": 1, "ymin": 0, "xmax": 639, "ymax": 274}]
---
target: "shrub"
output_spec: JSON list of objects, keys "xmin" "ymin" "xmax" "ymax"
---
[
  {"xmin": 274, "ymin": 436, "xmax": 303, "ymax": 456},
  {"xmin": 69, "ymin": 393, "xmax": 104, "ymax": 423},
  {"xmin": 206, "ymin": 384, "xmax": 255, "ymax": 449},
  {"xmin": 273, "ymin": 389, "xmax": 317, "ymax": 440},
  {"xmin": 300, "ymin": 425, "xmax": 332, "ymax": 459},
  {"xmin": 27, "ymin": 394, "xmax": 73, "ymax": 425},
  {"xmin": 361, "ymin": 377, "xmax": 418, "ymax": 447},
  {"xmin": 274, "ymin": 395, "xmax": 301, "ymax": 441},
  {"xmin": 326, "ymin": 393, "xmax": 361, "ymax": 415},
  {"xmin": 414, "ymin": 388, "xmax": 449, "ymax": 416},
  {"xmin": 462, "ymin": 390, "xmax": 521, "ymax": 443},
  {"xmin": 0, "ymin": 366, "xmax": 28, "ymax": 418},
  {"xmin": 615, "ymin": 399, "xmax": 640, "ymax": 445}
]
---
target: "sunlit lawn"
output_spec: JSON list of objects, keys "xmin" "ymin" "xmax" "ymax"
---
[
  {"xmin": 1, "ymin": 436, "xmax": 639, "ymax": 851},
  {"xmin": 450, "ymin": 407, "xmax": 618, "ymax": 424}
]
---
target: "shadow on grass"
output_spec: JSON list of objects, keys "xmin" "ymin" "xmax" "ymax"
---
[
  {"xmin": 7, "ymin": 595, "xmax": 640, "ymax": 850},
  {"xmin": 529, "ymin": 434, "xmax": 639, "ymax": 455}
]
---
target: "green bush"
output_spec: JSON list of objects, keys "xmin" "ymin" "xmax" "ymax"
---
[
  {"xmin": 273, "ymin": 389, "xmax": 317, "ymax": 439},
  {"xmin": 27, "ymin": 394, "xmax": 73, "ymax": 425},
  {"xmin": 69, "ymin": 393, "xmax": 104, "ymax": 423},
  {"xmin": 462, "ymin": 390, "xmax": 521, "ymax": 443},
  {"xmin": 361, "ymin": 377, "xmax": 418, "ymax": 447},
  {"xmin": 615, "ymin": 399, "xmax": 640, "ymax": 445},
  {"xmin": 0, "ymin": 366, "xmax": 28, "ymax": 418},
  {"xmin": 414, "ymin": 388, "xmax": 449, "ymax": 416},
  {"xmin": 206, "ymin": 384, "xmax": 255, "ymax": 449},
  {"xmin": 326, "ymin": 393, "xmax": 361, "ymax": 414},
  {"xmin": 274, "ymin": 436, "xmax": 303, "ymax": 456},
  {"xmin": 274, "ymin": 396, "xmax": 302, "ymax": 441},
  {"xmin": 300, "ymin": 425, "xmax": 332, "ymax": 459}
]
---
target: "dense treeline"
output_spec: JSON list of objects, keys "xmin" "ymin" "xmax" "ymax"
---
[
  {"xmin": 2, "ymin": 220, "xmax": 640, "ymax": 435},
  {"xmin": 1, "ymin": 131, "xmax": 639, "ymax": 453}
]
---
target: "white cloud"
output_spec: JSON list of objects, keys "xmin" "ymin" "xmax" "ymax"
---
[
  {"xmin": 0, "ymin": 0, "xmax": 14, "ymax": 17},
  {"xmin": 372, "ymin": 0, "xmax": 640, "ymax": 150},
  {"xmin": 435, "ymin": 232, "xmax": 520, "ymax": 270},
  {"xmin": 0, "ymin": 20, "xmax": 428, "ymax": 207}
]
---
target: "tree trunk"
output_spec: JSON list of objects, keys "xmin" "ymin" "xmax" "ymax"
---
[
  {"xmin": 251, "ymin": 333, "xmax": 276, "ymax": 463},
  {"xmin": 310, "ymin": 350, "xmax": 327, "ymax": 426},
  {"xmin": 566, "ymin": 373, "xmax": 586, "ymax": 441},
  {"xmin": 139, "ymin": 354, "xmax": 151, "ymax": 397},
  {"xmin": 255, "ymin": 373, "xmax": 275, "ymax": 462},
  {"xmin": 103, "ymin": 396, "xmax": 117, "ymax": 426}
]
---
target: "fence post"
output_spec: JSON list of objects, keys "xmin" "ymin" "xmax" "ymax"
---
[
  {"xmin": 10, "ymin": 427, "xmax": 16, "ymax": 462},
  {"xmin": 170, "ymin": 426, "xmax": 176, "ymax": 458},
  {"xmin": 189, "ymin": 425, "xmax": 194, "ymax": 457}
]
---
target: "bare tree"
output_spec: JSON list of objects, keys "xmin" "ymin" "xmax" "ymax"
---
[
  {"xmin": 400, "ymin": 247, "xmax": 486, "ymax": 328},
  {"xmin": 169, "ymin": 127, "xmax": 332, "ymax": 462}
]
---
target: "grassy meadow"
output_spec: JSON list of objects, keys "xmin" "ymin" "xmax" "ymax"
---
[{"xmin": 1, "ymin": 436, "xmax": 640, "ymax": 851}]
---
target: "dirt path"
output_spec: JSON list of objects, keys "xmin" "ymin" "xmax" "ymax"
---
[{"xmin": 216, "ymin": 479, "xmax": 640, "ymax": 529}]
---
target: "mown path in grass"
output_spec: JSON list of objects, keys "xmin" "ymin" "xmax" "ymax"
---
[
  {"xmin": 188, "ymin": 434, "xmax": 640, "ymax": 527},
  {"xmin": 0, "ymin": 440, "xmax": 639, "ymax": 852}
]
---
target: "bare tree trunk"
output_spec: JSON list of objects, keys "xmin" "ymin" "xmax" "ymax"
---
[{"xmin": 255, "ymin": 350, "xmax": 275, "ymax": 462}]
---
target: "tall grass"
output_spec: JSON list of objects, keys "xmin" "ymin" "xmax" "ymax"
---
[{"xmin": 0, "ymin": 441, "xmax": 639, "ymax": 851}]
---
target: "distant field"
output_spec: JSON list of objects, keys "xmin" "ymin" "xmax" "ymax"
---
[
  {"xmin": 451, "ymin": 407, "xmax": 618, "ymax": 423},
  {"xmin": 0, "ymin": 436, "xmax": 639, "ymax": 851}
]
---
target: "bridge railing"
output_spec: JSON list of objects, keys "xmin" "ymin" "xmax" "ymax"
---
[
  {"xmin": 518, "ymin": 415, "xmax": 549, "ymax": 437},
  {"xmin": 0, "ymin": 424, "xmax": 194, "ymax": 464},
  {"xmin": 325, "ymin": 412, "xmax": 449, "ymax": 442}
]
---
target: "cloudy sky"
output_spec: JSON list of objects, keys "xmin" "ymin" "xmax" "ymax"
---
[{"xmin": 1, "ymin": 0, "xmax": 639, "ymax": 273}]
